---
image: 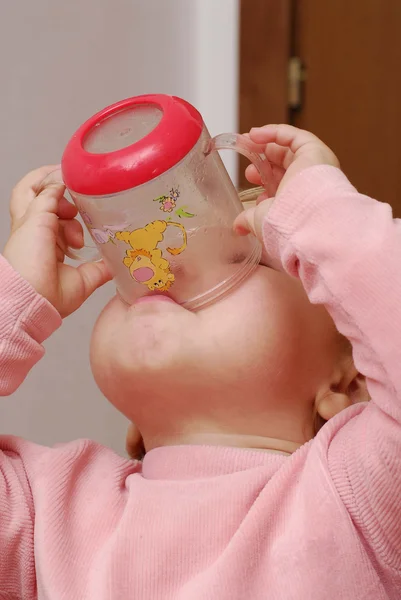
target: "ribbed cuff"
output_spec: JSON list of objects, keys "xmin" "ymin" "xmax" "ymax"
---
[
  {"xmin": 267, "ymin": 165, "xmax": 357, "ymax": 238},
  {"xmin": 0, "ymin": 255, "xmax": 61, "ymax": 343}
]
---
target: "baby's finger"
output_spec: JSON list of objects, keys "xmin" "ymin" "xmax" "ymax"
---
[
  {"xmin": 61, "ymin": 219, "xmax": 84, "ymax": 249},
  {"xmin": 271, "ymin": 164, "xmax": 286, "ymax": 189},
  {"xmin": 55, "ymin": 221, "xmax": 70, "ymax": 258},
  {"xmin": 10, "ymin": 165, "xmax": 61, "ymax": 224},
  {"xmin": 76, "ymin": 261, "xmax": 113, "ymax": 300},
  {"xmin": 57, "ymin": 196, "xmax": 78, "ymax": 220},
  {"xmin": 234, "ymin": 204, "xmax": 281, "ymax": 270},
  {"xmin": 27, "ymin": 168, "xmax": 67, "ymax": 217},
  {"xmin": 249, "ymin": 124, "xmax": 321, "ymax": 156},
  {"xmin": 245, "ymin": 162, "xmax": 284, "ymax": 197},
  {"xmin": 245, "ymin": 164, "xmax": 262, "ymax": 185},
  {"xmin": 256, "ymin": 188, "xmax": 272, "ymax": 205},
  {"xmin": 234, "ymin": 206, "xmax": 258, "ymax": 238},
  {"xmin": 55, "ymin": 221, "xmax": 81, "ymax": 263},
  {"xmin": 234, "ymin": 198, "xmax": 274, "ymax": 239},
  {"xmin": 56, "ymin": 245, "xmax": 66, "ymax": 263},
  {"xmin": 25, "ymin": 182, "xmax": 66, "ymax": 221},
  {"xmin": 11, "ymin": 165, "xmax": 61, "ymax": 198},
  {"xmin": 264, "ymin": 143, "xmax": 295, "ymax": 171}
]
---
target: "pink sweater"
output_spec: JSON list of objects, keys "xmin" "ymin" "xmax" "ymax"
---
[{"xmin": 1, "ymin": 166, "xmax": 400, "ymax": 600}]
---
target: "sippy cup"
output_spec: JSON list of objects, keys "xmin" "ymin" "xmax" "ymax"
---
[{"xmin": 61, "ymin": 94, "xmax": 273, "ymax": 310}]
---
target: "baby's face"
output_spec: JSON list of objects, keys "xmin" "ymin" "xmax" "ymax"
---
[{"xmin": 91, "ymin": 262, "xmax": 342, "ymax": 447}]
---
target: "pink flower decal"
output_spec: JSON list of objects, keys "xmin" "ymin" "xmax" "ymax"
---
[
  {"xmin": 160, "ymin": 198, "xmax": 176, "ymax": 212},
  {"xmin": 154, "ymin": 188, "xmax": 180, "ymax": 213}
]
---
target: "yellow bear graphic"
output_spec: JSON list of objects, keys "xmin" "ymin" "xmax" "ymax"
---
[{"xmin": 115, "ymin": 220, "xmax": 187, "ymax": 292}]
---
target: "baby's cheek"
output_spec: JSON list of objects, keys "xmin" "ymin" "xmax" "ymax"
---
[{"xmin": 90, "ymin": 296, "xmax": 126, "ymax": 362}]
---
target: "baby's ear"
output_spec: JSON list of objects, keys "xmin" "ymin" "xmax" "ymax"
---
[{"xmin": 315, "ymin": 360, "xmax": 369, "ymax": 422}]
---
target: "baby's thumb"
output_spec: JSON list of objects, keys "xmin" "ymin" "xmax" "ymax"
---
[
  {"xmin": 77, "ymin": 260, "xmax": 112, "ymax": 301},
  {"xmin": 234, "ymin": 206, "xmax": 257, "ymax": 237},
  {"xmin": 234, "ymin": 198, "xmax": 274, "ymax": 240}
]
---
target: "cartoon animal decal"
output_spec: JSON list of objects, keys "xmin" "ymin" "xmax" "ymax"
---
[{"xmin": 115, "ymin": 220, "xmax": 187, "ymax": 291}]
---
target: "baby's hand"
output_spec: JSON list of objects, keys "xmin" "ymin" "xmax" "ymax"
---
[
  {"xmin": 235, "ymin": 125, "xmax": 340, "ymax": 240},
  {"xmin": 2, "ymin": 166, "xmax": 111, "ymax": 318}
]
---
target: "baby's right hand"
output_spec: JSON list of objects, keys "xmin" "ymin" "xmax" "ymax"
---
[
  {"xmin": 235, "ymin": 124, "xmax": 340, "ymax": 240},
  {"xmin": 2, "ymin": 166, "xmax": 111, "ymax": 318}
]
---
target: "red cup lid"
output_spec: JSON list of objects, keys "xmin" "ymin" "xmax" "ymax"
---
[{"xmin": 61, "ymin": 94, "xmax": 203, "ymax": 196}]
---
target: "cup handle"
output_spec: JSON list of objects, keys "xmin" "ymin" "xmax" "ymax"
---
[
  {"xmin": 205, "ymin": 133, "xmax": 276, "ymax": 198},
  {"xmin": 64, "ymin": 244, "xmax": 101, "ymax": 262},
  {"xmin": 37, "ymin": 168, "xmax": 101, "ymax": 262}
]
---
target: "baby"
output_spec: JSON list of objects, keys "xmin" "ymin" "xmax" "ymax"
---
[{"xmin": 1, "ymin": 124, "xmax": 399, "ymax": 599}]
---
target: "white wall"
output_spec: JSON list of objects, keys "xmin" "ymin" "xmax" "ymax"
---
[{"xmin": 0, "ymin": 0, "xmax": 239, "ymax": 454}]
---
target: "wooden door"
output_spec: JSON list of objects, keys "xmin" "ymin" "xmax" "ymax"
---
[
  {"xmin": 239, "ymin": 0, "xmax": 292, "ymax": 190},
  {"xmin": 239, "ymin": 1, "xmax": 401, "ymax": 214}
]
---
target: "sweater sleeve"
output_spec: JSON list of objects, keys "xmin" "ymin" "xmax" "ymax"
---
[
  {"xmin": 0, "ymin": 256, "xmax": 61, "ymax": 598},
  {"xmin": 263, "ymin": 165, "xmax": 401, "ymax": 571},
  {"xmin": 0, "ymin": 256, "xmax": 62, "ymax": 595},
  {"xmin": 0, "ymin": 254, "xmax": 61, "ymax": 395}
]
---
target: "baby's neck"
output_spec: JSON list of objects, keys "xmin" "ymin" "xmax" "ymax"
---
[
  {"xmin": 146, "ymin": 431, "xmax": 301, "ymax": 455},
  {"xmin": 133, "ymin": 387, "xmax": 312, "ymax": 457}
]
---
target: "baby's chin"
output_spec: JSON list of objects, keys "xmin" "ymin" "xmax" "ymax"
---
[
  {"xmin": 91, "ymin": 293, "xmax": 194, "ymax": 358},
  {"xmin": 90, "ymin": 292, "xmax": 198, "ymax": 396}
]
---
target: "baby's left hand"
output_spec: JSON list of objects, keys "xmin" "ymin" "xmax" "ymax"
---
[{"xmin": 235, "ymin": 124, "xmax": 340, "ymax": 241}]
